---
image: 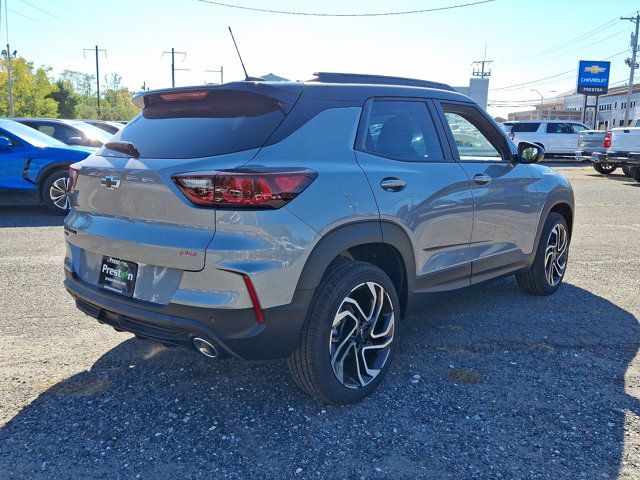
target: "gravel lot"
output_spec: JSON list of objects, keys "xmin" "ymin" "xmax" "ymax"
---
[{"xmin": 1, "ymin": 163, "xmax": 639, "ymax": 479}]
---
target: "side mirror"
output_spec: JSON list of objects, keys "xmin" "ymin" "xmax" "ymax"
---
[
  {"xmin": 0, "ymin": 136, "xmax": 12, "ymax": 150},
  {"xmin": 517, "ymin": 141, "xmax": 544, "ymax": 164},
  {"xmin": 67, "ymin": 136, "xmax": 84, "ymax": 146}
]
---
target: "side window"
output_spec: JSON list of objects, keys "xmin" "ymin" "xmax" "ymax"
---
[
  {"xmin": 36, "ymin": 124, "xmax": 56, "ymax": 137},
  {"xmin": 546, "ymin": 123, "xmax": 574, "ymax": 134},
  {"xmin": 0, "ymin": 129, "xmax": 20, "ymax": 147},
  {"xmin": 363, "ymin": 100, "xmax": 443, "ymax": 162},
  {"xmin": 570, "ymin": 124, "xmax": 587, "ymax": 133},
  {"xmin": 511, "ymin": 123, "xmax": 540, "ymax": 133},
  {"xmin": 51, "ymin": 125, "xmax": 76, "ymax": 143},
  {"xmin": 441, "ymin": 103, "xmax": 504, "ymax": 161}
]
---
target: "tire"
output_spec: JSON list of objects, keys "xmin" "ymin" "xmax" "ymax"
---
[
  {"xmin": 516, "ymin": 212, "xmax": 569, "ymax": 295},
  {"xmin": 628, "ymin": 166, "xmax": 640, "ymax": 182},
  {"xmin": 288, "ymin": 260, "xmax": 399, "ymax": 404},
  {"xmin": 592, "ymin": 163, "xmax": 617, "ymax": 175},
  {"xmin": 622, "ymin": 165, "xmax": 632, "ymax": 177},
  {"xmin": 42, "ymin": 170, "xmax": 72, "ymax": 215}
]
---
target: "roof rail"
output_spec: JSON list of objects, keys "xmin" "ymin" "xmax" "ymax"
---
[{"xmin": 308, "ymin": 72, "xmax": 454, "ymax": 91}]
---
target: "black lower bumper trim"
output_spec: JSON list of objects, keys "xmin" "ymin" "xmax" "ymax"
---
[{"xmin": 64, "ymin": 271, "xmax": 313, "ymax": 360}]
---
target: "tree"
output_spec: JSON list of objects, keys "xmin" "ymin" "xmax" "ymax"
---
[
  {"xmin": 0, "ymin": 57, "xmax": 58, "ymax": 117},
  {"xmin": 47, "ymin": 79, "xmax": 78, "ymax": 118},
  {"xmin": 99, "ymin": 73, "xmax": 138, "ymax": 120}
]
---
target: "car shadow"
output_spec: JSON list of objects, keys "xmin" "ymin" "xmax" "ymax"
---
[
  {"xmin": 0, "ymin": 279, "xmax": 638, "ymax": 479},
  {"xmin": 583, "ymin": 172, "xmax": 640, "ymax": 185},
  {"xmin": 0, "ymin": 206, "xmax": 64, "ymax": 228}
]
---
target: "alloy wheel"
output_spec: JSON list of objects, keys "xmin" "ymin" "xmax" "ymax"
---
[
  {"xmin": 544, "ymin": 224, "xmax": 568, "ymax": 286},
  {"xmin": 329, "ymin": 282, "xmax": 395, "ymax": 389},
  {"xmin": 49, "ymin": 177, "xmax": 71, "ymax": 211}
]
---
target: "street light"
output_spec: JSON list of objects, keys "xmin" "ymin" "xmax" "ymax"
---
[
  {"xmin": 531, "ymin": 89, "xmax": 556, "ymax": 120},
  {"xmin": 2, "ymin": 48, "xmax": 17, "ymax": 117}
]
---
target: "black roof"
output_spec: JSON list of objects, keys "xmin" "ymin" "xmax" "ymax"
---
[
  {"xmin": 308, "ymin": 72, "xmax": 455, "ymax": 91},
  {"xmin": 132, "ymin": 72, "xmax": 469, "ymax": 109}
]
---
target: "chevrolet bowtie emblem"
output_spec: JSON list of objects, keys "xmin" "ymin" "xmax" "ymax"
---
[
  {"xmin": 100, "ymin": 175, "xmax": 121, "ymax": 189},
  {"xmin": 584, "ymin": 65, "xmax": 606, "ymax": 74}
]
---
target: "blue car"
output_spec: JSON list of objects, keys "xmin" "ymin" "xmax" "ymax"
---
[{"xmin": 0, "ymin": 119, "xmax": 94, "ymax": 214}]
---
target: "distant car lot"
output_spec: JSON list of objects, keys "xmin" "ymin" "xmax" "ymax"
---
[{"xmin": 0, "ymin": 163, "xmax": 639, "ymax": 479}]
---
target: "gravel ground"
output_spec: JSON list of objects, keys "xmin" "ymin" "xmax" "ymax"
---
[{"xmin": 0, "ymin": 163, "xmax": 639, "ymax": 479}]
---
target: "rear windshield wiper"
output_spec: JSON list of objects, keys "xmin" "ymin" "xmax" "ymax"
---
[{"xmin": 104, "ymin": 141, "xmax": 140, "ymax": 158}]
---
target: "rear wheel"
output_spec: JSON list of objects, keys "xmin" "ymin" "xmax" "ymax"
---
[
  {"xmin": 622, "ymin": 165, "xmax": 632, "ymax": 177},
  {"xmin": 628, "ymin": 166, "xmax": 640, "ymax": 182},
  {"xmin": 288, "ymin": 260, "xmax": 399, "ymax": 404},
  {"xmin": 592, "ymin": 163, "xmax": 617, "ymax": 175},
  {"xmin": 516, "ymin": 212, "xmax": 569, "ymax": 295},
  {"xmin": 42, "ymin": 170, "xmax": 71, "ymax": 215}
]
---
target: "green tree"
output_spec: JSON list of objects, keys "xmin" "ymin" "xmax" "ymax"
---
[
  {"xmin": 99, "ymin": 73, "xmax": 138, "ymax": 120},
  {"xmin": 0, "ymin": 57, "xmax": 58, "ymax": 117},
  {"xmin": 47, "ymin": 79, "xmax": 78, "ymax": 118}
]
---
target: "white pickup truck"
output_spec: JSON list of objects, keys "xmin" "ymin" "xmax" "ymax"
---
[{"xmin": 590, "ymin": 123, "xmax": 640, "ymax": 182}]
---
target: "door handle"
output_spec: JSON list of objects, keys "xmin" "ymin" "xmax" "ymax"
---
[
  {"xmin": 473, "ymin": 173, "xmax": 492, "ymax": 185},
  {"xmin": 380, "ymin": 177, "xmax": 407, "ymax": 192}
]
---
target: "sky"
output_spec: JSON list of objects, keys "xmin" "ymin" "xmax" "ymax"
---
[{"xmin": 2, "ymin": 0, "xmax": 639, "ymax": 117}]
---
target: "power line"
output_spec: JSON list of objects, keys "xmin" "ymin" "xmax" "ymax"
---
[
  {"xmin": 19, "ymin": 0, "xmax": 81, "ymax": 29},
  {"xmin": 491, "ymin": 50, "xmax": 628, "ymax": 92},
  {"xmin": 498, "ymin": 16, "xmax": 621, "ymax": 63},
  {"xmin": 193, "ymin": 0, "xmax": 495, "ymax": 17}
]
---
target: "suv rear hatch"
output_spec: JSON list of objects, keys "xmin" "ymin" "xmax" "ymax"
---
[{"xmin": 66, "ymin": 83, "xmax": 302, "ymax": 271}]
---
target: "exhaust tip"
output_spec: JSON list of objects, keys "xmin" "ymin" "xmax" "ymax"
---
[{"xmin": 192, "ymin": 337, "xmax": 219, "ymax": 358}]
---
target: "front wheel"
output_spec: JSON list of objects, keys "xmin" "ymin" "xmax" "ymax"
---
[
  {"xmin": 516, "ymin": 212, "xmax": 569, "ymax": 295},
  {"xmin": 288, "ymin": 260, "xmax": 399, "ymax": 404},
  {"xmin": 42, "ymin": 170, "xmax": 72, "ymax": 215},
  {"xmin": 622, "ymin": 165, "xmax": 632, "ymax": 177},
  {"xmin": 592, "ymin": 163, "xmax": 617, "ymax": 175}
]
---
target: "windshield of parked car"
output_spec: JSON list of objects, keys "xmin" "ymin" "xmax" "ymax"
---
[
  {"xmin": 0, "ymin": 119, "xmax": 68, "ymax": 148},
  {"xmin": 67, "ymin": 120, "xmax": 114, "ymax": 144}
]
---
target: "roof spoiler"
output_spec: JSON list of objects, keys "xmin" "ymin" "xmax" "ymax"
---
[{"xmin": 308, "ymin": 72, "xmax": 454, "ymax": 91}]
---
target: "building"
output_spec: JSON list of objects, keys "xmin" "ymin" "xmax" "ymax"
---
[
  {"xmin": 508, "ymin": 83, "xmax": 640, "ymax": 128},
  {"xmin": 454, "ymin": 77, "xmax": 489, "ymax": 110}
]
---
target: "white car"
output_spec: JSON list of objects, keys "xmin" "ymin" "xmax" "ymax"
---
[{"xmin": 502, "ymin": 120, "xmax": 589, "ymax": 156}]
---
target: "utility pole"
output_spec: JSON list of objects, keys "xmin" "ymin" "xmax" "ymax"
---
[
  {"xmin": 2, "ymin": 46, "xmax": 15, "ymax": 117},
  {"xmin": 162, "ymin": 48, "xmax": 187, "ymax": 87},
  {"xmin": 83, "ymin": 45, "xmax": 107, "ymax": 116},
  {"xmin": 621, "ymin": 13, "xmax": 639, "ymax": 126},
  {"xmin": 205, "ymin": 66, "xmax": 224, "ymax": 84},
  {"xmin": 472, "ymin": 44, "xmax": 493, "ymax": 78},
  {"xmin": 2, "ymin": 0, "xmax": 15, "ymax": 117}
]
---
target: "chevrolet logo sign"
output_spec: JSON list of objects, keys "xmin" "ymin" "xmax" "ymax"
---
[
  {"xmin": 584, "ymin": 65, "xmax": 606, "ymax": 74},
  {"xmin": 100, "ymin": 175, "xmax": 121, "ymax": 189}
]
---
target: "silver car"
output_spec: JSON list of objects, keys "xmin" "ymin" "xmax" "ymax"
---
[{"xmin": 64, "ymin": 72, "xmax": 574, "ymax": 403}]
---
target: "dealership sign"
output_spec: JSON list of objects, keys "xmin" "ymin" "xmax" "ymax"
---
[{"xmin": 577, "ymin": 60, "xmax": 611, "ymax": 95}]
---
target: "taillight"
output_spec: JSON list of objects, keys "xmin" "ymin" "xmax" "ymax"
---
[
  {"xmin": 68, "ymin": 165, "xmax": 79, "ymax": 191},
  {"xmin": 172, "ymin": 169, "xmax": 317, "ymax": 209},
  {"xmin": 604, "ymin": 132, "xmax": 612, "ymax": 149}
]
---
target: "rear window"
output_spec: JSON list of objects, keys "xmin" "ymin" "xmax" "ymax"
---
[
  {"xmin": 511, "ymin": 122, "xmax": 540, "ymax": 133},
  {"xmin": 101, "ymin": 87, "xmax": 299, "ymax": 159}
]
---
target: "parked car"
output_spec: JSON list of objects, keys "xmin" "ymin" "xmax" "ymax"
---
[
  {"xmin": 575, "ymin": 130, "xmax": 635, "ymax": 177},
  {"xmin": 81, "ymin": 119, "xmax": 124, "ymax": 135},
  {"xmin": 592, "ymin": 126, "xmax": 640, "ymax": 182},
  {"xmin": 0, "ymin": 119, "xmax": 93, "ymax": 214},
  {"xmin": 504, "ymin": 120, "xmax": 589, "ymax": 156},
  {"xmin": 14, "ymin": 118, "xmax": 113, "ymax": 148},
  {"xmin": 63, "ymin": 73, "xmax": 574, "ymax": 403}
]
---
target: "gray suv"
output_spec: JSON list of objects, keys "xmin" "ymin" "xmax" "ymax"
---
[{"xmin": 64, "ymin": 73, "xmax": 574, "ymax": 403}]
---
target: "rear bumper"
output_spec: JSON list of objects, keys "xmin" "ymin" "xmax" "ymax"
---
[
  {"xmin": 64, "ymin": 270, "xmax": 313, "ymax": 360},
  {"xmin": 590, "ymin": 152, "xmax": 640, "ymax": 166}
]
